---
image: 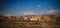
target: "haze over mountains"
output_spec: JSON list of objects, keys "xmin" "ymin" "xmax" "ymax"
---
[
  {"xmin": 23, "ymin": 10, "xmax": 60, "ymax": 15},
  {"xmin": 1, "ymin": 10, "xmax": 60, "ymax": 16}
]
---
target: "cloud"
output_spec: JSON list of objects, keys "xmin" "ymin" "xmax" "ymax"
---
[
  {"xmin": 3, "ymin": 10, "xmax": 60, "ymax": 16},
  {"xmin": 42, "ymin": 10, "xmax": 60, "ymax": 15},
  {"xmin": 13, "ymin": 11, "xmax": 40, "ymax": 16},
  {"xmin": 24, "ymin": 11, "xmax": 34, "ymax": 15},
  {"xmin": 24, "ymin": 11, "xmax": 38, "ymax": 15},
  {"xmin": 14, "ymin": 10, "xmax": 60, "ymax": 16},
  {"xmin": 12, "ymin": 11, "xmax": 38, "ymax": 16}
]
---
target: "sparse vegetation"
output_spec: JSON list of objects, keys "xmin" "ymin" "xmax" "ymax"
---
[{"xmin": 0, "ymin": 15, "xmax": 60, "ymax": 28}]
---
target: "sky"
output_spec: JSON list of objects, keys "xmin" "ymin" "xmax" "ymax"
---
[{"xmin": 0, "ymin": 0, "xmax": 60, "ymax": 16}]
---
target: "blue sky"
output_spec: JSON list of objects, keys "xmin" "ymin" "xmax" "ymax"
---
[{"xmin": 0, "ymin": 0, "xmax": 60, "ymax": 16}]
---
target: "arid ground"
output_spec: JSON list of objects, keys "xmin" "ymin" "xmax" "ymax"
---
[{"xmin": 0, "ymin": 15, "xmax": 60, "ymax": 28}]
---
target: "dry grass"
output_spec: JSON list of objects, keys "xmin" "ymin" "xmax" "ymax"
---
[{"xmin": 0, "ymin": 15, "xmax": 60, "ymax": 28}]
